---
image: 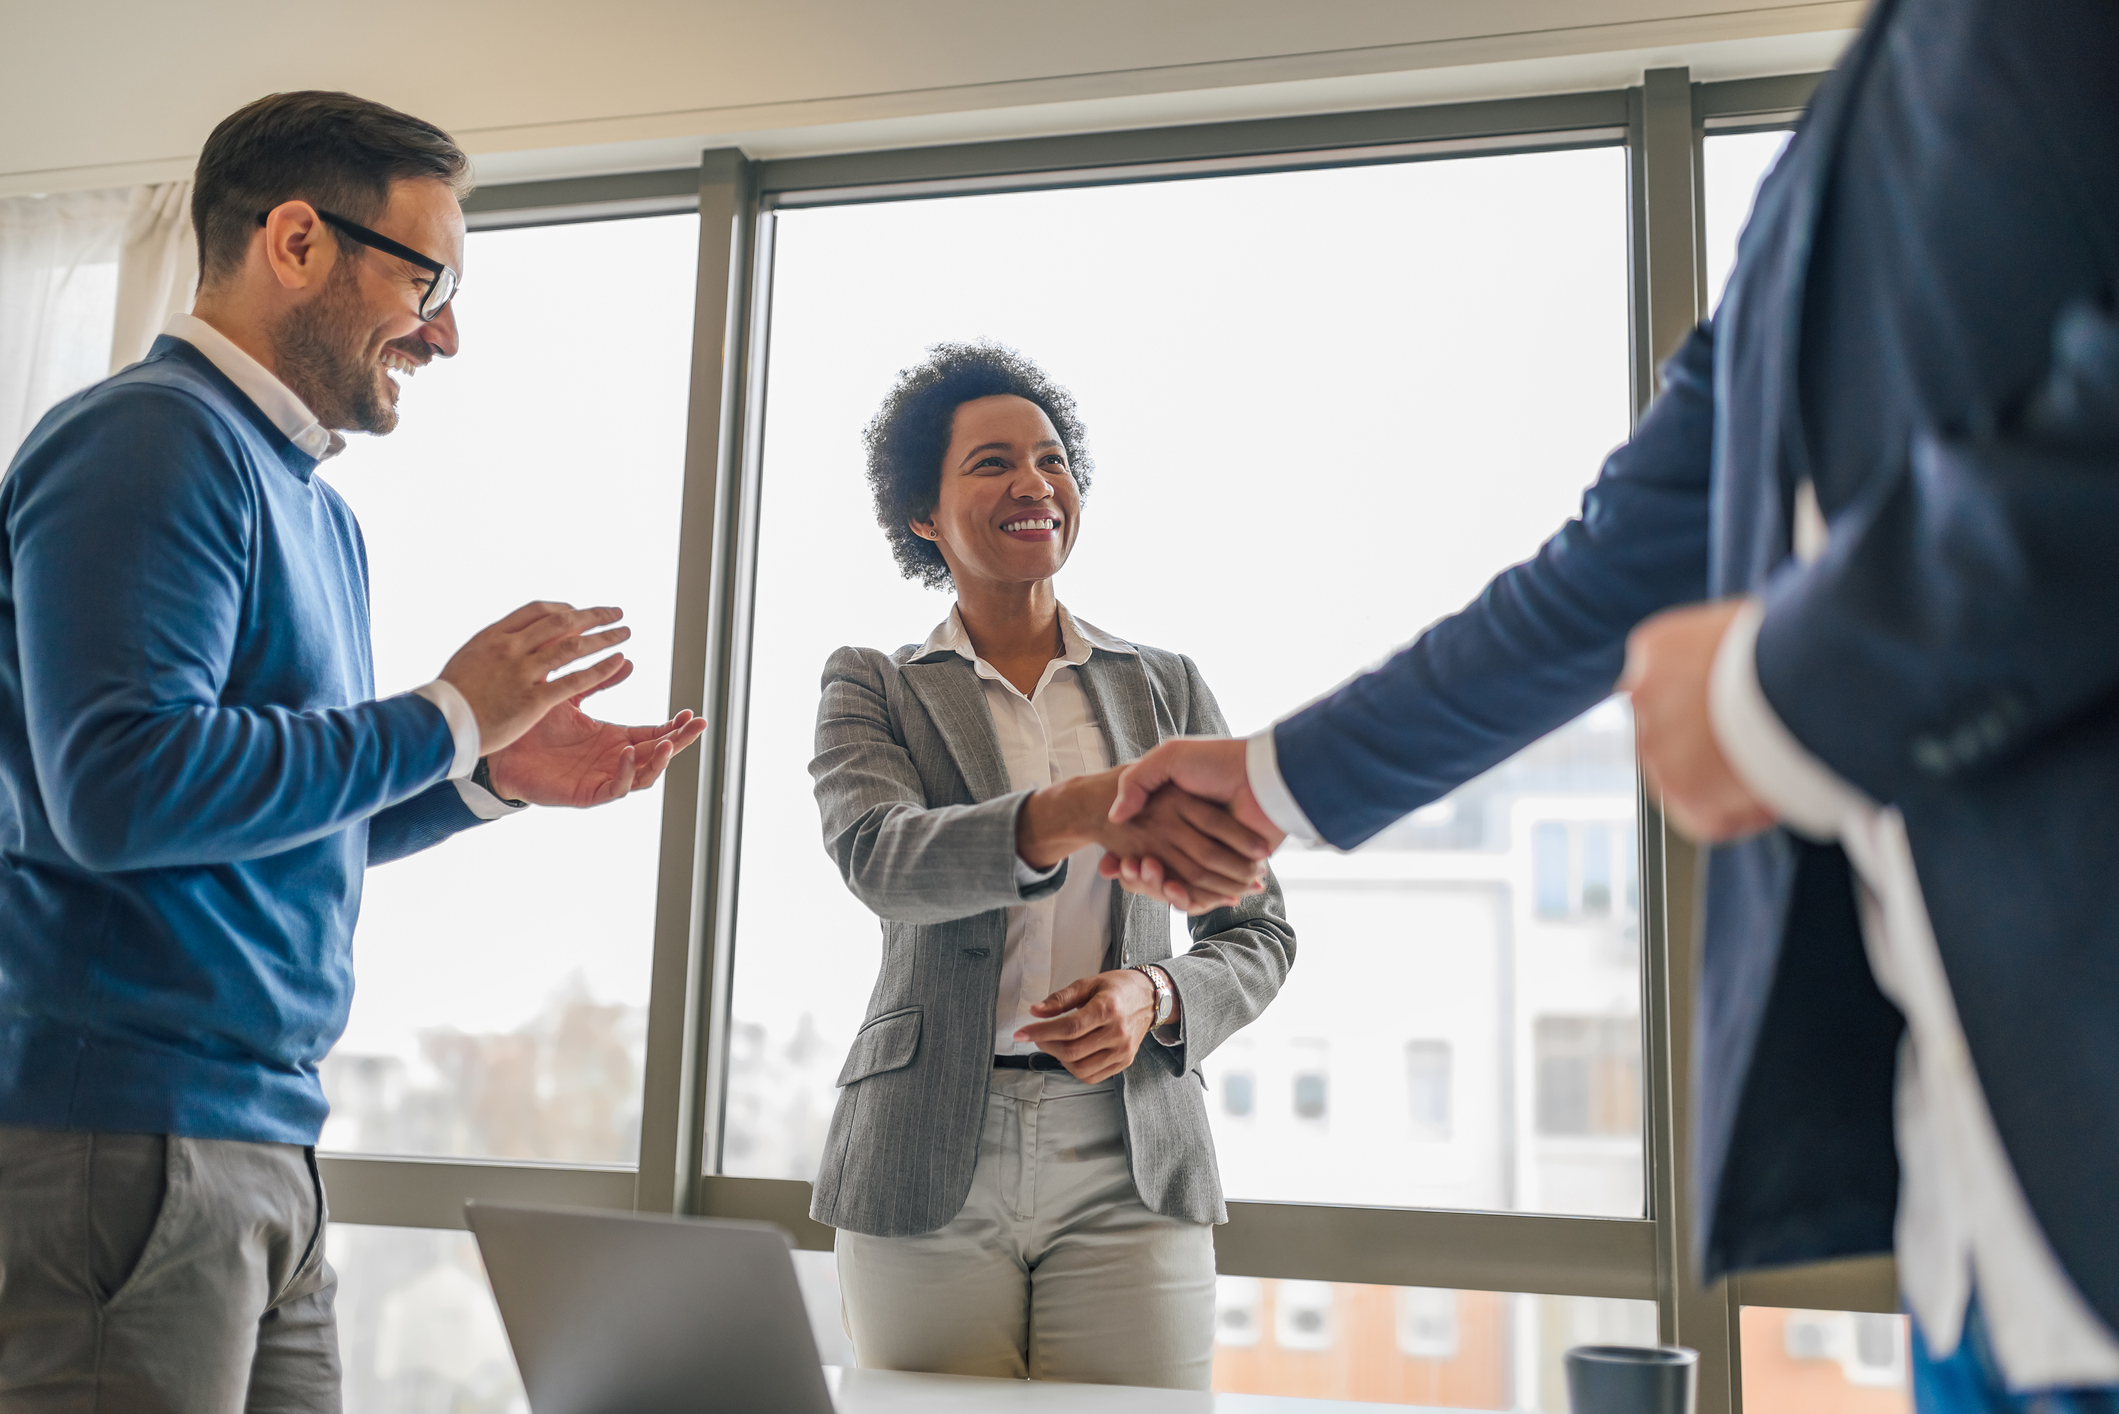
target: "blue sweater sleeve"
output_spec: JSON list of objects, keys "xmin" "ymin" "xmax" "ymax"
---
[
  {"xmin": 9, "ymin": 387, "xmax": 456, "ymax": 871},
  {"xmin": 368, "ymin": 780, "xmax": 489, "ymax": 865},
  {"xmin": 1274, "ymin": 323, "xmax": 1720, "ymax": 849}
]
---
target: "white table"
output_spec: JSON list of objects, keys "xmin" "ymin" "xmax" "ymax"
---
[{"xmin": 825, "ymin": 1366, "xmax": 1455, "ymax": 1412}]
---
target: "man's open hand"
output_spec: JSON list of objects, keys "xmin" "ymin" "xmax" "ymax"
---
[
  {"xmin": 486, "ymin": 658, "xmax": 707, "ymax": 808},
  {"xmin": 1621, "ymin": 599, "xmax": 1778, "ymax": 842},
  {"xmin": 1014, "ymin": 969, "xmax": 1161, "ymax": 1084},
  {"xmin": 439, "ymin": 601, "xmax": 633, "ymax": 755}
]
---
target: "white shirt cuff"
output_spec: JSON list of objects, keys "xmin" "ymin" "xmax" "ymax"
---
[
  {"xmin": 1245, "ymin": 728, "xmax": 1322, "ymax": 845},
  {"xmin": 411, "ymin": 680, "xmax": 481, "ymax": 781},
  {"xmin": 1014, "ymin": 856, "xmax": 1064, "ymax": 887},
  {"xmin": 1709, "ymin": 598, "xmax": 1873, "ymax": 842},
  {"xmin": 452, "ymin": 776, "xmax": 528, "ymax": 821}
]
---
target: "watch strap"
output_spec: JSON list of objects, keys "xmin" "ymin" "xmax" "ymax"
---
[
  {"xmin": 1131, "ymin": 963, "xmax": 1175, "ymax": 1029},
  {"xmin": 471, "ymin": 756, "xmax": 528, "ymax": 809}
]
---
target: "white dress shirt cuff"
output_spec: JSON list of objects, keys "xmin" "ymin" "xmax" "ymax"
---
[
  {"xmin": 411, "ymin": 680, "xmax": 482, "ymax": 781},
  {"xmin": 452, "ymin": 777, "xmax": 528, "ymax": 820},
  {"xmin": 1709, "ymin": 598, "xmax": 1873, "ymax": 842},
  {"xmin": 1014, "ymin": 856, "xmax": 1064, "ymax": 887},
  {"xmin": 1245, "ymin": 728, "xmax": 1322, "ymax": 845}
]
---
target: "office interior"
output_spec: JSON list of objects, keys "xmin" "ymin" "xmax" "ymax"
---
[{"xmin": 0, "ymin": 1, "xmax": 1907, "ymax": 1409}]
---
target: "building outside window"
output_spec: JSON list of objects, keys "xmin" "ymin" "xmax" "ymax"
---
[{"xmin": 1407, "ymin": 1040, "xmax": 1453, "ymax": 1141}]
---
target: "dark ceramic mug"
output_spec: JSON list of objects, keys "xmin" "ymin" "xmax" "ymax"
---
[{"xmin": 1564, "ymin": 1344, "xmax": 1698, "ymax": 1414}]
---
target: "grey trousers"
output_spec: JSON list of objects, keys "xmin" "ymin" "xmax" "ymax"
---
[
  {"xmin": 0, "ymin": 1126, "xmax": 339, "ymax": 1413},
  {"xmin": 835, "ymin": 1069, "xmax": 1217, "ymax": 1390}
]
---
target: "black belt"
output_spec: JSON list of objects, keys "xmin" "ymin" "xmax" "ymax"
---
[{"xmin": 994, "ymin": 1053, "xmax": 1067, "ymax": 1071}]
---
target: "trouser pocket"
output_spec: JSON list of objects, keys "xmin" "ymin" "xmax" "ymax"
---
[{"xmin": 87, "ymin": 1131, "xmax": 169, "ymax": 1302}]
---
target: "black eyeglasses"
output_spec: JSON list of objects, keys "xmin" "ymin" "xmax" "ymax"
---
[{"xmin": 256, "ymin": 207, "xmax": 459, "ymax": 320}]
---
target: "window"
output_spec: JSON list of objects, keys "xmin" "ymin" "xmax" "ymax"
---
[
  {"xmin": 1534, "ymin": 823, "xmax": 1571, "ymax": 918},
  {"xmin": 1534, "ymin": 1016, "xmax": 1642, "ymax": 1137},
  {"xmin": 1276, "ymin": 1281, "xmax": 1337, "ymax": 1352},
  {"xmin": 320, "ymin": 213, "xmax": 698, "ymax": 1164},
  {"xmin": 1211, "ymin": 1278, "xmax": 1654, "ymax": 1410},
  {"xmin": 1407, "ymin": 1040, "xmax": 1453, "ymax": 1140},
  {"xmin": 303, "ymin": 68, "xmax": 1838, "ymax": 1414},
  {"xmin": 1741, "ymin": 1307, "xmax": 1912, "ymax": 1412},
  {"xmin": 331, "ymin": 1226, "xmax": 519, "ymax": 1412},
  {"xmin": 1530, "ymin": 817, "xmax": 1639, "ymax": 923},
  {"xmin": 1704, "ymin": 130, "xmax": 1797, "ymax": 311},
  {"xmin": 1396, "ymin": 1287, "xmax": 1461, "ymax": 1359},
  {"xmin": 1291, "ymin": 1040, "xmax": 1331, "ymax": 1123},
  {"xmin": 724, "ymin": 143, "xmax": 1644, "ymax": 1226}
]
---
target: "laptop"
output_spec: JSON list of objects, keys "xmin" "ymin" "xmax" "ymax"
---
[{"xmin": 466, "ymin": 1201, "xmax": 837, "ymax": 1414}]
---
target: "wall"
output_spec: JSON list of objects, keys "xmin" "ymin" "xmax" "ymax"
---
[{"xmin": 4, "ymin": 0, "xmax": 1864, "ymax": 197}]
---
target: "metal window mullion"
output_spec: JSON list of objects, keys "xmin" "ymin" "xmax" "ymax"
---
[
  {"xmin": 634, "ymin": 149, "xmax": 762, "ymax": 1218},
  {"xmin": 1631, "ymin": 65, "xmax": 1744, "ymax": 1413},
  {"xmin": 694, "ymin": 208, "xmax": 778, "ymax": 1185},
  {"xmin": 321, "ymin": 1155, "xmax": 636, "ymax": 1229}
]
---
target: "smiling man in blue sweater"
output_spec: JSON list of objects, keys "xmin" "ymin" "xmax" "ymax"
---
[{"xmin": 0, "ymin": 92, "xmax": 705, "ymax": 1408}]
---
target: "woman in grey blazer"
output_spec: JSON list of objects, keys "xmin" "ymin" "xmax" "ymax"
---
[{"xmin": 809, "ymin": 343, "xmax": 1296, "ymax": 1391}]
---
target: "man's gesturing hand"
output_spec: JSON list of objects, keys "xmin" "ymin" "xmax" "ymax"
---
[
  {"xmin": 1620, "ymin": 599, "xmax": 1778, "ymax": 842},
  {"xmin": 1015, "ymin": 969, "xmax": 1163, "ymax": 1084},
  {"xmin": 486, "ymin": 657, "xmax": 709, "ymax": 808},
  {"xmin": 439, "ymin": 602, "xmax": 632, "ymax": 756}
]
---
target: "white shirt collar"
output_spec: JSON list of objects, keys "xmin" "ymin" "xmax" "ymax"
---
[
  {"xmin": 161, "ymin": 312, "xmax": 345, "ymax": 462},
  {"xmin": 918, "ymin": 603, "xmax": 1136, "ymax": 668}
]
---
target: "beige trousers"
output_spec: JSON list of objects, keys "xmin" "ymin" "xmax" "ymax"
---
[
  {"xmin": 0, "ymin": 1126, "xmax": 338, "ymax": 1413},
  {"xmin": 835, "ymin": 1069, "xmax": 1216, "ymax": 1391}
]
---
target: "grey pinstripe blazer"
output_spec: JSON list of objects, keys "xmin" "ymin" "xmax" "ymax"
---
[{"xmin": 805, "ymin": 629, "xmax": 1296, "ymax": 1238}]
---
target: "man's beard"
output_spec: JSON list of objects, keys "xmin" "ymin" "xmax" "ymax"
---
[{"xmin": 271, "ymin": 260, "xmax": 396, "ymax": 435}]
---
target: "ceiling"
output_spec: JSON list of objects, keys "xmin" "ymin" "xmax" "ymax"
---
[{"xmin": 1, "ymin": 0, "xmax": 1865, "ymax": 197}]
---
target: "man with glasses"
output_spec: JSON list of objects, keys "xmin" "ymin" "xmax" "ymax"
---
[{"xmin": 0, "ymin": 91, "xmax": 704, "ymax": 1407}]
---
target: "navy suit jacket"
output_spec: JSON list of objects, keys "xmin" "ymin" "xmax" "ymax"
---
[{"xmin": 1273, "ymin": 0, "xmax": 2119, "ymax": 1320}]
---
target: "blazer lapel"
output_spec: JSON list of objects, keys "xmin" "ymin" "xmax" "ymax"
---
[
  {"xmin": 900, "ymin": 656, "xmax": 1012, "ymax": 802},
  {"xmin": 1075, "ymin": 650, "xmax": 1161, "ymax": 766}
]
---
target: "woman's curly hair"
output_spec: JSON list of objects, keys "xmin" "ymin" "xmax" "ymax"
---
[{"xmin": 863, "ymin": 341, "xmax": 1093, "ymax": 590}]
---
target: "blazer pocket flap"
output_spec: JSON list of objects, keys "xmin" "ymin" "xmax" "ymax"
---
[{"xmin": 835, "ymin": 1007, "xmax": 922, "ymax": 1086}]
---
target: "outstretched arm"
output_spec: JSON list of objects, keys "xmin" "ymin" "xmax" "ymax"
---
[
  {"xmin": 13, "ymin": 393, "xmax": 461, "ymax": 871},
  {"xmin": 1112, "ymin": 322, "xmax": 1721, "ymax": 858}
]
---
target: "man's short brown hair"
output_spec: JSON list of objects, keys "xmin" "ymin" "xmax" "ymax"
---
[{"xmin": 192, "ymin": 91, "xmax": 472, "ymax": 285}]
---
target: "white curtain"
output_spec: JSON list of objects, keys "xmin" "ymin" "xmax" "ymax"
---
[
  {"xmin": 0, "ymin": 180, "xmax": 194, "ymax": 466},
  {"xmin": 111, "ymin": 181, "xmax": 197, "ymax": 373},
  {"xmin": 0, "ymin": 188, "xmax": 128, "ymax": 463}
]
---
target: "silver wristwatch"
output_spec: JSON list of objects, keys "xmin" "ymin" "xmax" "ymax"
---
[{"xmin": 1131, "ymin": 963, "xmax": 1175, "ymax": 1029}]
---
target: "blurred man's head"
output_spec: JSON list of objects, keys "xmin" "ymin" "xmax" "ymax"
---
[{"xmin": 192, "ymin": 91, "xmax": 471, "ymax": 434}]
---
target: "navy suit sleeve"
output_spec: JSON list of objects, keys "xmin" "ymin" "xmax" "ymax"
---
[
  {"xmin": 1274, "ymin": 324, "xmax": 1719, "ymax": 849},
  {"xmin": 9, "ymin": 388, "xmax": 456, "ymax": 871},
  {"xmin": 1756, "ymin": 295, "xmax": 2119, "ymax": 800},
  {"xmin": 367, "ymin": 780, "xmax": 490, "ymax": 865}
]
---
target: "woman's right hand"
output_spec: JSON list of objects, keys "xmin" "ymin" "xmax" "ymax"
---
[{"xmin": 1101, "ymin": 782, "xmax": 1270, "ymax": 912}]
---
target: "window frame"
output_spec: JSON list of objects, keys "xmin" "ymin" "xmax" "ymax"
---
[{"xmin": 319, "ymin": 66, "xmax": 1898, "ymax": 1414}]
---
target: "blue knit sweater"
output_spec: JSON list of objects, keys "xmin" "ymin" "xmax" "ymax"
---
[{"xmin": 0, "ymin": 336, "xmax": 486, "ymax": 1143}]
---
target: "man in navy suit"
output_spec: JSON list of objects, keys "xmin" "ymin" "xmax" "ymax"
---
[{"xmin": 1108, "ymin": 3, "xmax": 2119, "ymax": 1408}]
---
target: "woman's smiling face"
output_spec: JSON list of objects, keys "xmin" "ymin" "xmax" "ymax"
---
[{"xmin": 912, "ymin": 394, "xmax": 1082, "ymax": 591}]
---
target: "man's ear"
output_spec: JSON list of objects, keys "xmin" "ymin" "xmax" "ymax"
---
[{"xmin": 259, "ymin": 200, "xmax": 336, "ymax": 294}]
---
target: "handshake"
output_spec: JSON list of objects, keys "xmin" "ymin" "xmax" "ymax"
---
[{"xmin": 1015, "ymin": 738, "xmax": 1287, "ymax": 915}]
